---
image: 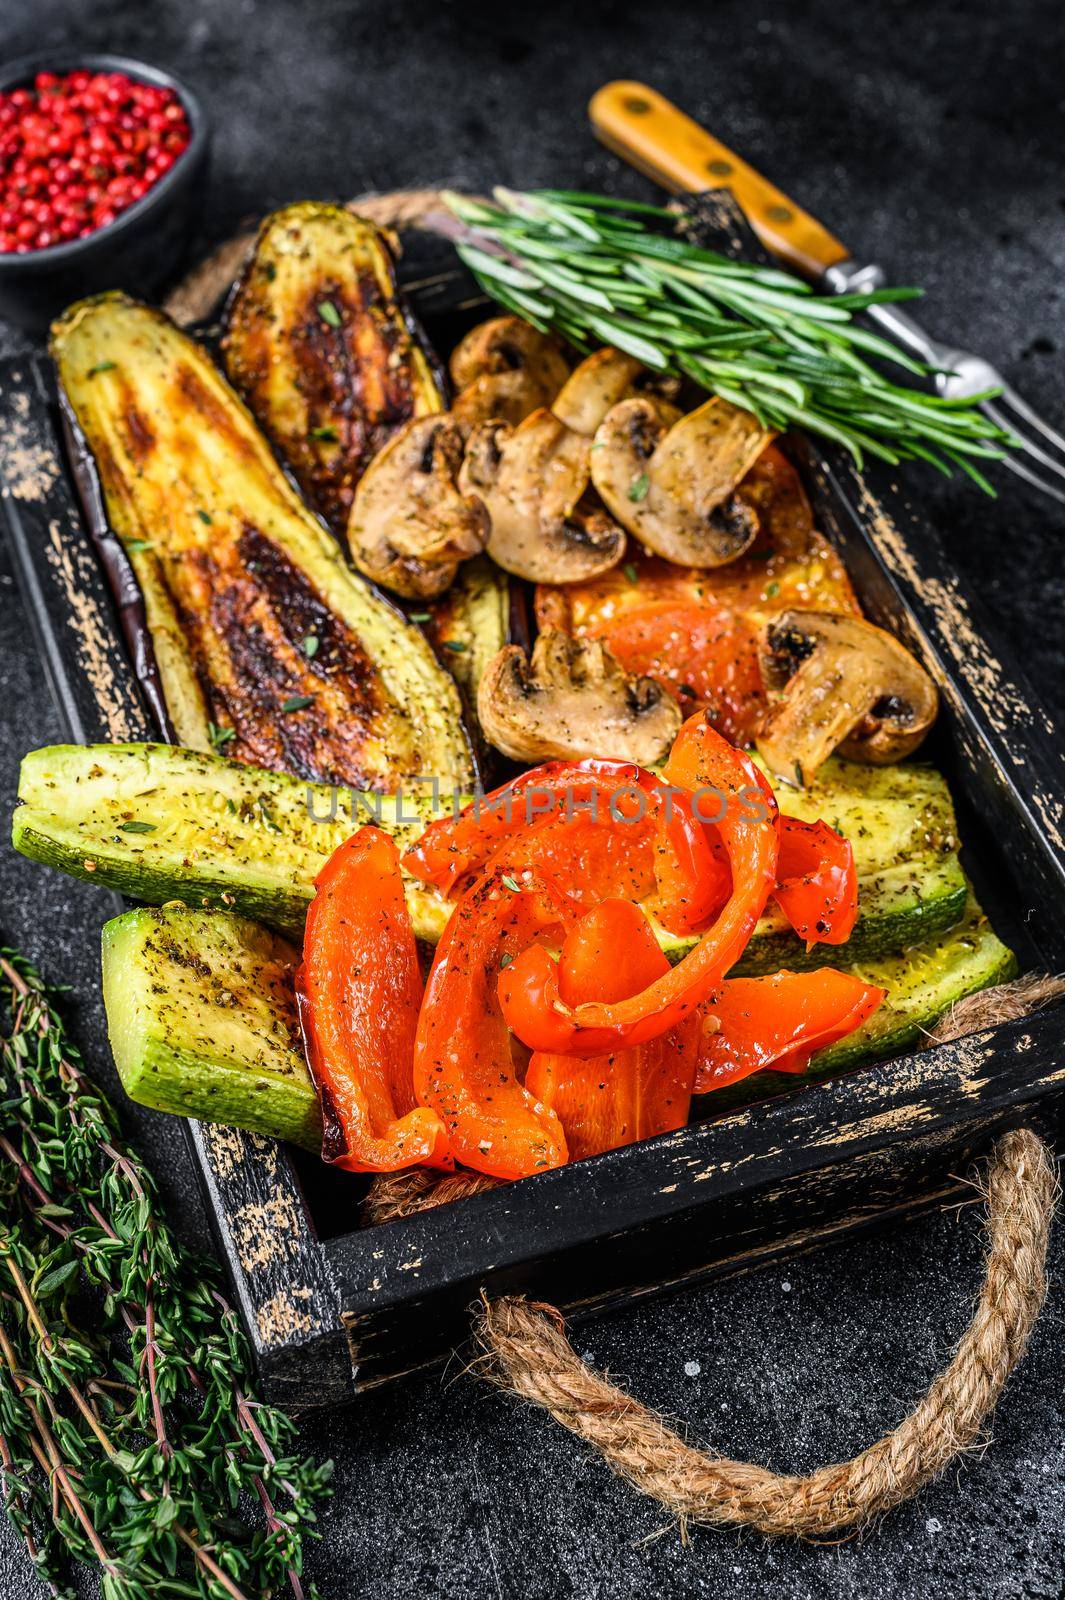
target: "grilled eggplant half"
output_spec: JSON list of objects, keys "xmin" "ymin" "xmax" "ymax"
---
[
  {"xmin": 52, "ymin": 292, "xmax": 474, "ymax": 792},
  {"xmin": 222, "ymin": 201, "xmax": 445, "ymax": 532}
]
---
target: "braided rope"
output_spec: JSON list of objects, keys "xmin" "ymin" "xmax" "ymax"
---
[{"xmin": 474, "ymin": 1128, "xmax": 1056, "ymax": 1536}]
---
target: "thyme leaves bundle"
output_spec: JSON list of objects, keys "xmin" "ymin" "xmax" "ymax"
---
[
  {"xmin": 0, "ymin": 952, "xmax": 332, "ymax": 1600},
  {"xmin": 442, "ymin": 188, "xmax": 1012, "ymax": 489}
]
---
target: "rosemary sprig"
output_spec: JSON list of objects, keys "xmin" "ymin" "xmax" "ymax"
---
[
  {"xmin": 442, "ymin": 188, "xmax": 1014, "ymax": 490},
  {"xmin": 0, "ymin": 951, "xmax": 333, "ymax": 1600}
]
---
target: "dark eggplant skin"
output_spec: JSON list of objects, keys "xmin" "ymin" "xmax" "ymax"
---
[
  {"xmin": 222, "ymin": 202, "xmax": 448, "ymax": 534},
  {"xmin": 50, "ymin": 291, "xmax": 475, "ymax": 793},
  {"xmin": 58, "ymin": 388, "xmax": 179, "ymax": 746}
]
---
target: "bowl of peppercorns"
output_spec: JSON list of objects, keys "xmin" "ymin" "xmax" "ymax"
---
[{"xmin": 0, "ymin": 53, "xmax": 209, "ymax": 331}]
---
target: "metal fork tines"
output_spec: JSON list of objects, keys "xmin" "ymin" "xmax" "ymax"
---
[
  {"xmin": 824, "ymin": 260, "xmax": 1065, "ymax": 506},
  {"xmin": 928, "ymin": 347, "xmax": 1065, "ymax": 505}
]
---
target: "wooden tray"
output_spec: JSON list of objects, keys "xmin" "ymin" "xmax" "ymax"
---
[{"xmin": 3, "ymin": 193, "xmax": 1064, "ymax": 1408}]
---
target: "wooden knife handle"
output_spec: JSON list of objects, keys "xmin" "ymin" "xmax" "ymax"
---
[{"xmin": 588, "ymin": 80, "xmax": 850, "ymax": 280}]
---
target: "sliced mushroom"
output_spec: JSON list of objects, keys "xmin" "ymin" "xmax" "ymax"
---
[
  {"xmin": 459, "ymin": 409, "xmax": 626, "ymax": 585},
  {"xmin": 346, "ymin": 416, "xmax": 489, "ymax": 599},
  {"xmin": 590, "ymin": 395, "xmax": 775, "ymax": 567},
  {"xmin": 449, "ymin": 316, "xmax": 571, "ymax": 436},
  {"xmin": 756, "ymin": 610, "xmax": 939, "ymax": 783},
  {"xmin": 478, "ymin": 628, "xmax": 682, "ymax": 764},
  {"xmin": 552, "ymin": 346, "xmax": 682, "ymax": 437}
]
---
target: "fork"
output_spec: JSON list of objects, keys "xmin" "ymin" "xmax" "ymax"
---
[{"xmin": 590, "ymin": 81, "xmax": 1065, "ymax": 505}]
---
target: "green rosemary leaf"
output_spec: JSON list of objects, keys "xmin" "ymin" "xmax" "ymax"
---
[
  {"xmin": 456, "ymin": 243, "xmax": 542, "ymax": 290},
  {"xmin": 258, "ymin": 794, "xmax": 281, "ymax": 833},
  {"xmin": 119, "ymin": 820, "xmax": 156, "ymax": 833},
  {"xmin": 317, "ymin": 299, "xmax": 342, "ymax": 327},
  {"xmin": 281, "ymin": 694, "xmax": 314, "ymax": 713},
  {"xmin": 535, "ymin": 188, "xmax": 675, "ymax": 218},
  {"xmin": 207, "ymin": 722, "xmax": 235, "ymax": 752},
  {"xmin": 583, "ymin": 314, "xmax": 665, "ymax": 366},
  {"xmin": 443, "ymin": 189, "xmax": 1012, "ymax": 489}
]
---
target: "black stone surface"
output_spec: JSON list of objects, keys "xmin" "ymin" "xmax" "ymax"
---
[{"xmin": 0, "ymin": 1, "xmax": 1063, "ymax": 1596}]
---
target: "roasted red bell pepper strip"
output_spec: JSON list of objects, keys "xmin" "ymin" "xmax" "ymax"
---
[
  {"xmin": 403, "ymin": 760, "xmax": 642, "ymax": 893},
  {"xmin": 297, "ymin": 828, "xmax": 452, "ymax": 1173},
  {"xmin": 694, "ymin": 968, "xmax": 885, "ymax": 1094},
  {"xmin": 648, "ymin": 784, "xmax": 732, "ymax": 935},
  {"xmin": 402, "ymin": 758, "xmax": 726, "ymax": 934},
  {"xmin": 499, "ymin": 715, "xmax": 779, "ymax": 1055},
  {"xmin": 772, "ymin": 815, "xmax": 858, "ymax": 947},
  {"xmin": 526, "ymin": 900, "xmax": 700, "ymax": 1159},
  {"xmin": 554, "ymin": 896, "xmax": 665, "ymax": 1007},
  {"xmin": 412, "ymin": 867, "xmax": 569, "ymax": 1180},
  {"xmin": 492, "ymin": 811, "xmax": 656, "ymax": 915}
]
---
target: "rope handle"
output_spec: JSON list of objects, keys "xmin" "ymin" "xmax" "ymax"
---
[
  {"xmin": 473, "ymin": 1128, "xmax": 1057, "ymax": 1538},
  {"xmin": 365, "ymin": 978, "xmax": 1063, "ymax": 1535}
]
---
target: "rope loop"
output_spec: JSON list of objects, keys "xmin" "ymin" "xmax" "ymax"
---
[{"xmin": 473, "ymin": 1129, "xmax": 1057, "ymax": 1537}]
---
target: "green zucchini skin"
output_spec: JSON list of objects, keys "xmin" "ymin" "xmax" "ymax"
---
[
  {"xmin": 14, "ymin": 742, "xmax": 451, "ymax": 942},
  {"xmin": 812, "ymin": 901, "xmax": 1016, "ymax": 1072},
  {"xmin": 102, "ymin": 905, "xmax": 321, "ymax": 1150},
  {"xmin": 730, "ymin": 855, "xmax": 968, "ymax": 975},
  {"xmin": 16, "ymin": 743, "xmax": 968, "ymax": 967}
]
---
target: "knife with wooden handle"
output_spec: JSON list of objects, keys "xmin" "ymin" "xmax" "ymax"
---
[{"xmin": 588, "ymin": 80, "xmax": 850, "ymax": 281}]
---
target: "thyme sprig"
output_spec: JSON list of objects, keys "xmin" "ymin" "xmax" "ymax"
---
[
  {"xmin": 0, "ymin": 952, "xmax": 332, "ymax": 1599},
  {"xmin": 442, "ymin": 188, "xmax": 1013, "ymax": 490}
]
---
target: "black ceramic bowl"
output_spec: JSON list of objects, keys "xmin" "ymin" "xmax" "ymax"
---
[{"xmin": 0, "ymin": 53, "xmax": 210, "ymax": 333}]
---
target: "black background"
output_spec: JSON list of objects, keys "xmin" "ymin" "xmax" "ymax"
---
[{"xmin": 1, "ymin": 2, "xmax": 1063, "ymax": 1596}]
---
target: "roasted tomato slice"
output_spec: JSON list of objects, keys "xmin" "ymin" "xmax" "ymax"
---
[{"xmin": 588, "ymin": 599, "xmax": 765, "ymax": 745}]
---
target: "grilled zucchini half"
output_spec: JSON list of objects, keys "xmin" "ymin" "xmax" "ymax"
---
[
  {"xmin": 222, "ymin": 201, "xmax": 445, "ymax": 532},
  {"xmin": 14, "ymin": 742, "xmax": 453, "ymax": 941},
  {"xmin": 16, "ymin": 744, "xmax": 967, "ymax": 966},
  {"xmin": 102, "ymin": 905, "xmax": 321, "ymax": 1150},
  {"xmin": 52, "ymin": 293, "xmax": 473, "ymax": 792}
]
